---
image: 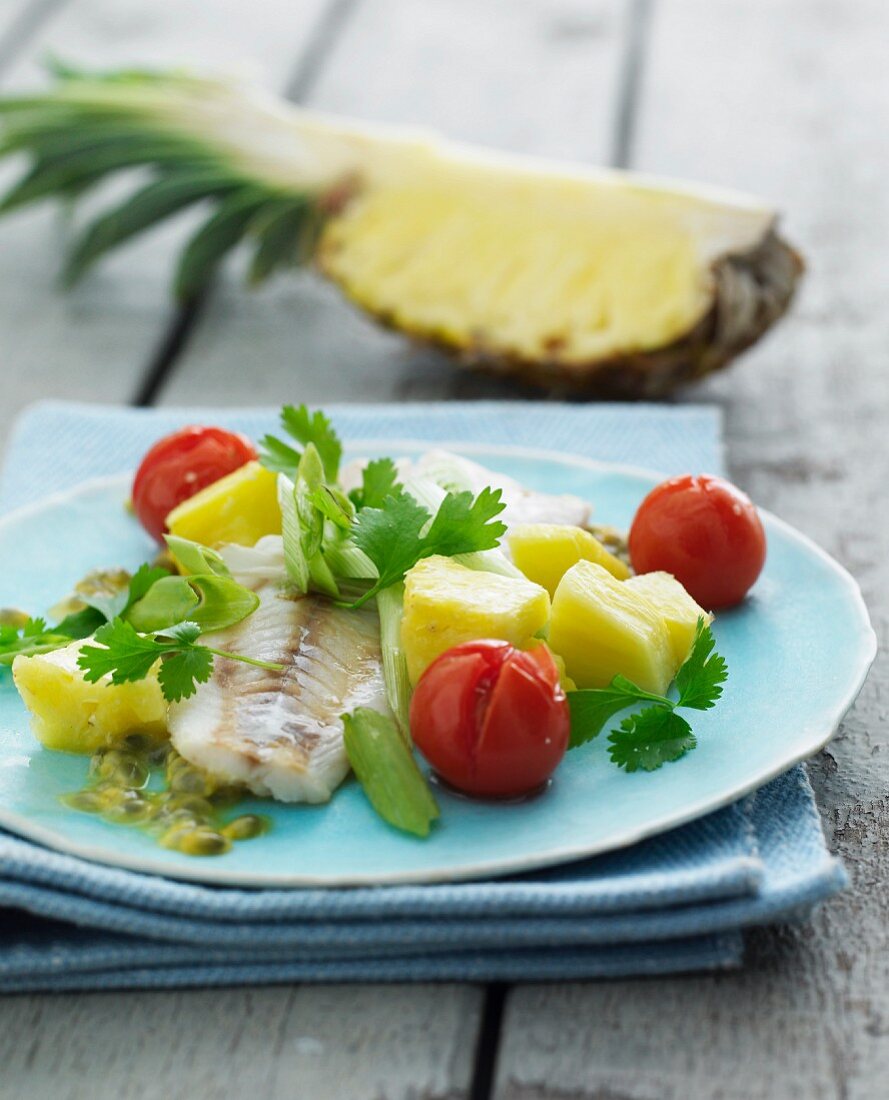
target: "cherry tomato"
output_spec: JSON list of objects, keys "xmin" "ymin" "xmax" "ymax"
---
[
  {"xmin": 410, "ymin": 640, "xmax": 570, "ymax": 799},
  {"xmin": 629, "ymin": 474, "xmax": 766, "ymax": 609},
  {"xmin": 132, "ymin": 426, "xmax": 257, "ymax": 541}
]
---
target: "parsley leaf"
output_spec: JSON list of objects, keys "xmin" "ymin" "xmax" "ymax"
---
[
  {"xmin": 259, "ymin": 404, "xmax": 342, "ymax": 482},
  {"xmin": 157, "ymin": 644, "xmax": 214, "ymax": 702},
  {"xmin": 347, "ymin": 486, "xmax": 506, "ymax": 608},
  {"xmin": 349, "ymin": 458, "xmax": 402, "ymax": 511},
  {"xmin": 607, "ymin": 708, "xmax": 697, "ymax": 772},
  {"xmin": 77, "ymin": 617, "xmax": 285, "ymax": 703},
  {"xmin": 0, "ymin": 617, "xmax": 76, "ymax": 666},
  {"xmin": 675, "ymin": 618, "xmax": 728, "ymax": 711},
  {"xmin": 567, "ymin": 621, "xmax": 728, "ymax": 773}
]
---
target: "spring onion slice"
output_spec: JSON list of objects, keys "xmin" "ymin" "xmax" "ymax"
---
[
  {"xmin": 342, "ymin": 707, "xmax": 439, "ymax": 837},
  {"xmin": 376, "ymin": 582, "xmax": 412, "ymax": 738}
]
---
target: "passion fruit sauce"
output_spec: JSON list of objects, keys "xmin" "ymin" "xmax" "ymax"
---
[{"xmin": 61, "ymin": 733, "xmax": 269, "ymax": 856}]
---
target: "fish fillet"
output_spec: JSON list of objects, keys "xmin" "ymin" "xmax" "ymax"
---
[{"xmin": 168, "ymin": 540, "xmax": 388, "ymax": 803}]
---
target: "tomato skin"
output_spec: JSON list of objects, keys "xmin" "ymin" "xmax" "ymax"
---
[
  {"xmin": 410, "ymin": 640, "xmax": 570, "ymax": 799},
  {"xmin": 629, "ymin": 474, "xmax": 766, "ymax": 609},
  {"xmin": 132, "ymin": 426, "xmax": 257, "ymax": 541}
]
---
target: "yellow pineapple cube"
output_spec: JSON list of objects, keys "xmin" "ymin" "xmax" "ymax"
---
[
  {"xmin": 401, "ymin": 556, "xmax": 550, "ymax": 684},
  {"xmin": 12, "ymin": 640, "xmax": 167, "ymax": 754},
  {"xmin": 508, "ymin": 523, "xmax": 630, "ymax": 595},
  {"xmin": 549, "ymin": 561, "xmax": 673, "ymax": 694},
  {"xmin": 626, "ymin": 571, "xmax": 712, "ymax": 669},
  {"xmin": 167, "ymin": 461, "xmax": 281, "ymax": 548}
]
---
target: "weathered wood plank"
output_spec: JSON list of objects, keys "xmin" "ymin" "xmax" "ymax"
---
[
  {"xmin": 496, "ymin": 2, "xmax": 889, "ymax": 1097},
  {"xmin": 157, "ymin": 0, "xmax": 628, "ymax": 408},
  {"xmin": 0, "ymin": 0, "xmax": 331, "ymax": 446},
  {"xmin": 0, "ymin": 983, "xmax": 481, "ymax": 1100}
]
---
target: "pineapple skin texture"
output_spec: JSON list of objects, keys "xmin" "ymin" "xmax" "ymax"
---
[
  {"xmin": 626, "ymin": 571, "xmax": 712, "ymax": 668},
  {"xmin": 508, "ymin": 523, "xmax": 630, "ymax": 596},
  {"xmin": 167, "ymin": 461, "xmax": 281, "ymax": 548},
  {"xmin": 549, "ymin": 561, "xmax": 673, "ymax": 694},
  {"xmin": 12, "ymin": 640, "xmax": 167, "ymax": 754},
  {"xmin": 401, "ymin": 556, "xmax": 550, "ymax": 685}
]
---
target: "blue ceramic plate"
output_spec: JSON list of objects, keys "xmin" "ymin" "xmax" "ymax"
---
[{"xmin": 0, "ymin": 444, "xmax": 875, "ymax": 886}]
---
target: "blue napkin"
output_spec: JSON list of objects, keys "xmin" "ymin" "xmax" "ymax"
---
[{"xmin": 0, "ymin": 401, "xmax": 845, "ymax": 989}]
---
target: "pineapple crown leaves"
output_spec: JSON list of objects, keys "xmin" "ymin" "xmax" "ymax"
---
[{"xmin": 0, "ymin": 63, "xmax": 327, "ymax": 299}]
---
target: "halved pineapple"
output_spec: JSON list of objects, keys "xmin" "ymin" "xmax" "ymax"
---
[
  {"xmin": 549, "ymin": 561, "xmax": 673, "ymax": 694},
  {"xmin": 401, "ymin": 556, "xmax": 550, "ymax": 685},
  {"xmin": 12, "ymin": 640, "xmax": 167, "ymax": 754},
  {"xmin": 0, "ymin": 69, "xmax": 802, "ymax": 396},
  {"xmin": 626, "ymin": 571, "xmax": 712, "ymax": 667},
  {"xmin": 508, "ymin": 523, "xmax": 630, "ymax": 596}
]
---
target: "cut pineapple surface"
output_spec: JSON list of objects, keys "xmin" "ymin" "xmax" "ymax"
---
[
  {"xmin": 508, "ymin": 523, "xmax": 630, "ymax": 596},
  {"xmin": 167, "ymin": 461, "xmax": 281, "ymax": 548},
  {"xmin": 627, "ymin": 572, "xmax": 712, "ymax": 668},
  {"xmin": 0, "ymin": 70, "xmax": 803, "ymax": 396},
  {"xmin": 401, "ymin": 555, "xmax": 550, "ymax": 685},
  {"xmin": 549, "ymin": 561, "xmax": 674, "ymax": 695},
  {"xmin": 12, "ymin": 640, "xmax": 167, "ymax": 754}
]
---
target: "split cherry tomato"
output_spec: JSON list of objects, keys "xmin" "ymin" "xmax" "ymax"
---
[
  {"xmin": 629, "ymin": 474, "xmax": 766, "ymax": 609},
  {"xmin": 410, "ymin": 640, "xmax": 570, "ymax": 799},
  {"xmin": 132, "ymin": 426, "xmax": 257, "ymax": 542}
]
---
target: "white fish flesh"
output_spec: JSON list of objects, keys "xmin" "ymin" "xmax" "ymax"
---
[{"xmin": 168, "ymin": 539, "xmax": 388, "ymax": 803}]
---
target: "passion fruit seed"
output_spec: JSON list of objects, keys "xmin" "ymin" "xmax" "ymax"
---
[
  {"xmin": 104, "ymin": 797, "xmax": 153, "ymax": 824},
  {"xmin": 221, "ymin": 815, "xmax": 268, "ymax": 841},
  {"xmin": 0, "ymin": 607, "xmax": 30, "ymax": 628},
  {"xmin": 177, "ymin": 830, "xmax": 232, "ymax": 857},
  {"xmin": 122, "ymin": 732, "xmax": 155, "ymax": 753},
  {"xmin": 166, "ymin": 795, "xmax": 214, "ymax": 820},
  {"xmin": 61, "ymin": 791, "xmax": 106, "ymax": 814}
]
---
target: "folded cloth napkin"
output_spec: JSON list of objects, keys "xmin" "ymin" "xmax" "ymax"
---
[{"xmin": 0, "ymin": 401, "xmax": 845, "ymax": 990}]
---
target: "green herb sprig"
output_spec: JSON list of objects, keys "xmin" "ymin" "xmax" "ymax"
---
[
  {"xmin": 77, "ymin": 618, "xmax": 285, "ymax": 703},
  {"xmin": 568, "ymin": 619, "xmax": 728, "ymax": 772}
]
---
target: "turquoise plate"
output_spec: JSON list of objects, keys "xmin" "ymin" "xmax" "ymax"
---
[{"xmin": 0, "ymin": 444, "xmax": 876, "ymax": 886}]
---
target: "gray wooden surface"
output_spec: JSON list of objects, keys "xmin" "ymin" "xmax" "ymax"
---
[{"xmin": 0, "ymin": 0, "xmax": 885, "ymax": 1097}]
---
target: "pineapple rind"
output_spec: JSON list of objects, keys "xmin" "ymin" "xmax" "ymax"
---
[
  {"xmin": 401, "ymin": 556, "xmax": 550, "ymax": 685},
  {"xmin": 12, "ymin": 640, "xmax": 167, "ymax": 754}
]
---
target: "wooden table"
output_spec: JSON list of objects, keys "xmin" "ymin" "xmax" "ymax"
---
[{"xmin": 0, "ymin": 1, "xmax": 885, "ymax": 1096}]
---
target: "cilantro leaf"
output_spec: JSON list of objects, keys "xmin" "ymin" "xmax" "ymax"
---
[
  {"xmin": 348, "ymin": 485, "xmax": 507, "ymax": 608},
  {"xmin": 350, "ymin": 458, "xmax": 402, "ymax": 511},
  {"xmin": 607, "ymin": 707, "xmax": 697, "ymax": 772},
  {"xmin": 77, "ymin": 617, "xmax": 283, "ymax": 702},
  {"xmin": 675, "ymin": 619, "xmax": 728, "ymax": 711},
  {"xmin": 157, "ymin": 645, "xmax": 213, "ymax": 702},
  {"xmin": 350, "ymin": 490, "xmax": 430, "ymax": 597},
  {"xmin": 421, "ymin": 487, "xmax": 507, "ymax": 558},
  {"xmin": 0, "ymin": 617, "xmax": 72, "ymax": 666},
  {"xmin": 78, "ymin": 619, "xmax": 165, "ymax": 684},
  {"xmin": 258, "ymin": 433, "xmax": 302, "ymax": 476},
  {"xmin": 259, "ymin": 404, "xmax": 342, "ymax": 482},
  {"xmin": 568, "ymin": 679, "xmax": 647, "ymax": 749}
]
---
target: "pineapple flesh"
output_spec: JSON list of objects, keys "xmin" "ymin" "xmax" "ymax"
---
[
  {"xmin": 0, "ymin": 69, "xmax": 803, "ymax": 397},
  {"xmin": 167, "ymin": 461, "xmax": 281, "ymax": 548},
  {"xmin": 12, "ymin": 640, "xmax": 167, "ymax": 754},
  {"xmin": 626, "ymin": 571, "xmax": 712, "ymax": 668},
  {"xmin": 549, "ymin": 561, "xmax": 674, "ymax": 695},
  {"xmin": 401, "ymin": 555, "xmax": 550, "ymax": 685},
  {"xmin": 508, "ymin": 522, "xmax": 630, "ymax": 596}
]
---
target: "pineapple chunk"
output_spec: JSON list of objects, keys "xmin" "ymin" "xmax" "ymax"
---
[
  {"xmin": 549, "ymin": 561, "xmax": 673, "ymax": 694},
  {"xmin": 626, "ymin": 571, "xmax": 712, "ymax": 668},
  {"xmin": 12, "ymin": 640, "xmax": 167, "ymax": 754},
  {"xmin": 167, "ymin": 461, "xmax": 281, "ymax": 548},
  {"xmin": 508, "ymin": 523, "xmax": 630, "ymax": 596},
  {"xmin": 401, "ymin": 556, "xmax": 550, "ymax": 685}
]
